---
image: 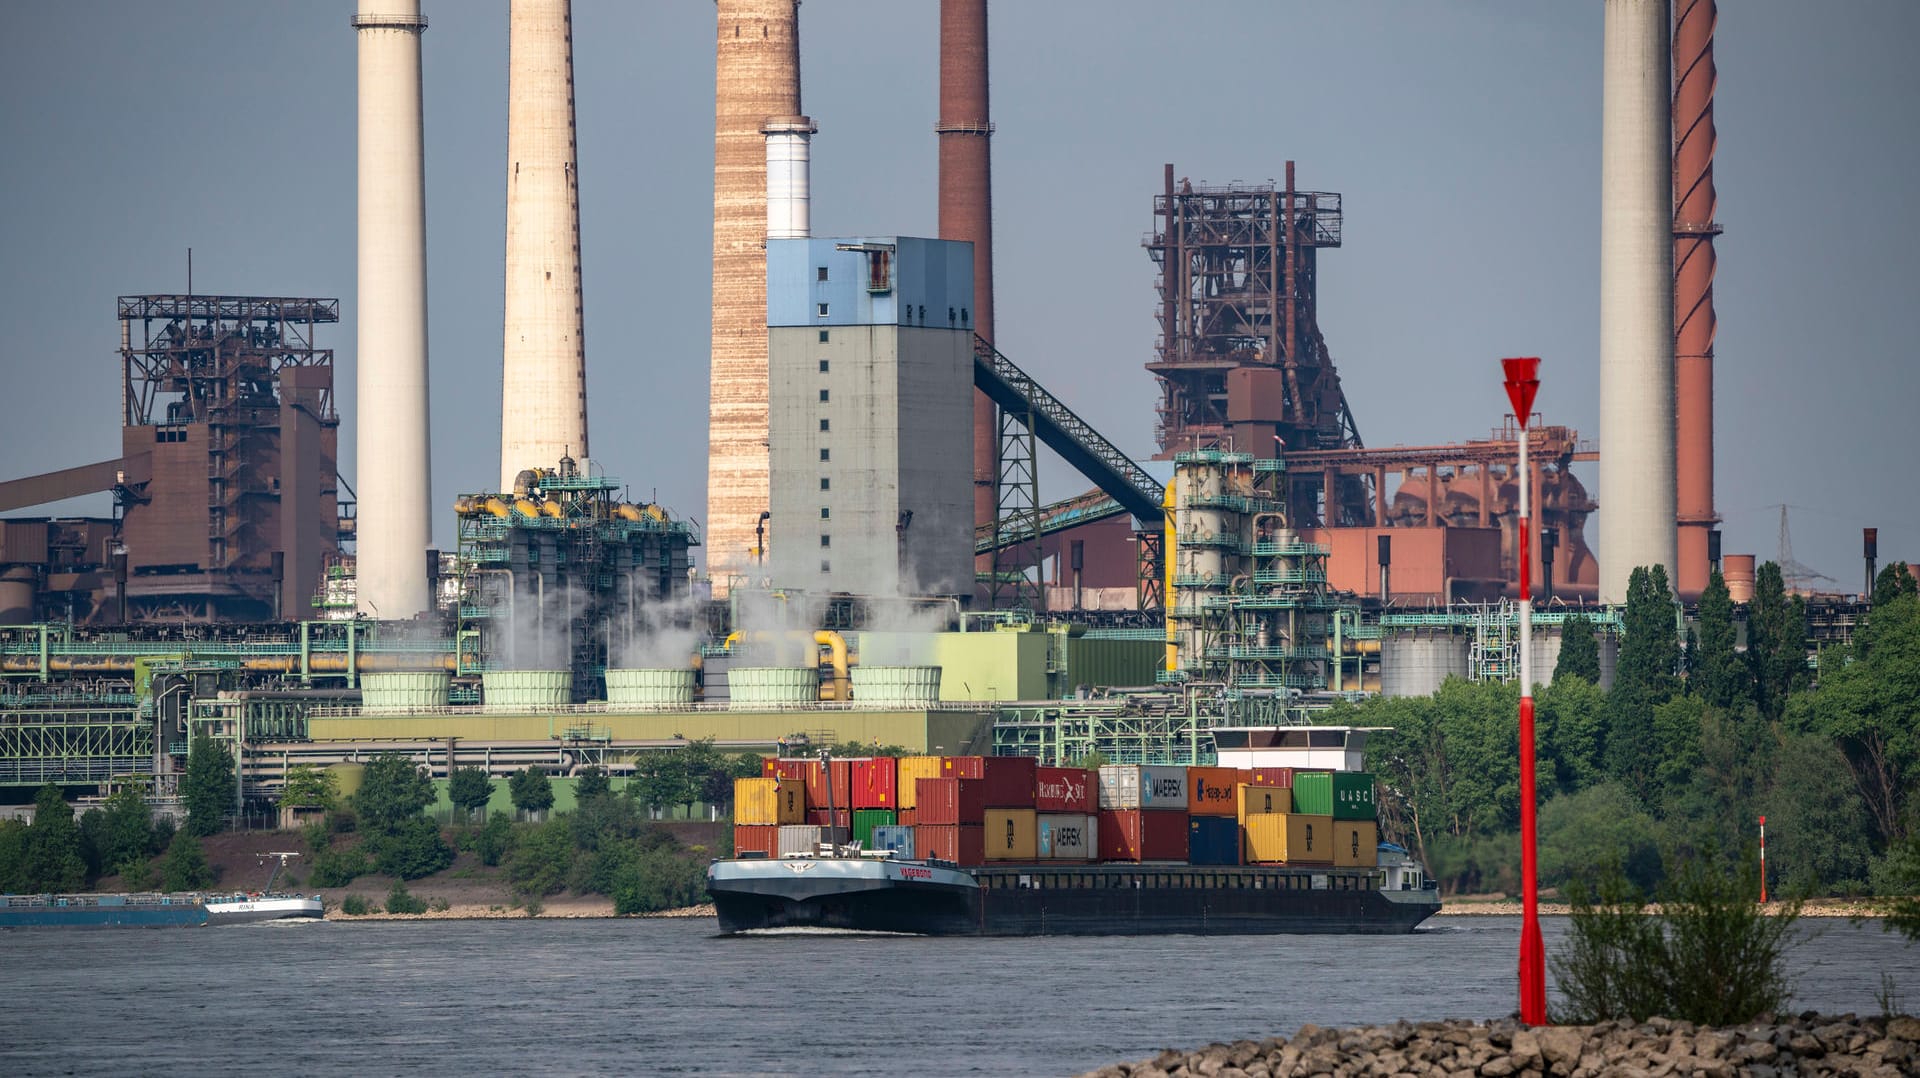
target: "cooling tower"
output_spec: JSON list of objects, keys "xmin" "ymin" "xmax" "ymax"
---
[
  {"xmin": 708, "ymin": 1, "xmax": 801, "ymax": 595},
  {"xmin": 500, "ymin": 0, "xmax": 589, "ymax": 491},
  {"xmin": 353, "ymin": 1, "xmax": 433, "ymax": 619},
  {"xmin": 1598, "ymin": 0, "xmax": 1678, "ymax": 604},
  {"xmin": 937, "ymin": 0, "xmax": 997, "ymax": 543}
]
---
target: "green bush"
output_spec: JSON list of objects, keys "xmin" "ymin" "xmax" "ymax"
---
[
  {"xmin": 160, "ymin": 833, "xmax": 216, "ymax": 892},
  {"xmin": 340, "ymin": 893, "xmax": 370, "ymax": 916},
  {"xmin": 474, "ymin": 811, "xmax": 515, "ymax": 866},
  {"xmin": 1553, "ymin": 849, "xmax": 1803, "ymax": 1025},
  {"xmin": 327, "ymin": 807, "xmax": 358, "ymax": 834},
  {"xmin": 507, "ymin": 820, "xmax": 574, "ymax": 898},
  {"xmin": 310, "ymin": 846, "xmax": 372, "ymax": 888},
  {"xmin": 384, "ymin": 880, "xmax": 427, "ymax": 915},
  {"xmin": 118, "ymin": 857, "xmax": 157, "ymax": 891},
  {"xmin": 610, "ymin": 845, "xmax": 710, "ymax": 915},
  {"xmin": 363, "ymin": 816, "xmax": 453, "ymax": 880},
  {"xmin": 302, "ymin": 821, "xmax": 331, "ymax": 856}
]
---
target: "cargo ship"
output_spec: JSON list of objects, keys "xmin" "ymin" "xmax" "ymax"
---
[
  {"xmin": 1, "ymin": 853, "xmax": 323, "ymax": 928},
  {"xmin": 709, "ymin": 756, "xmax": 1439, "ymax": 936}
]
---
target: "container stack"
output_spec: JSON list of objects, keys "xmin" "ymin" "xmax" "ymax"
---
[
  {"xmin": 1097, "ymin": 765, "xmax": 1190, "ymax": 862},
  {"xmin": 732, "ymin": 774, "xmax": 806, "ymax": 856},
  {"xmin": 1241, "ymin": 770, "xmax": 1377, "ymax": 868}
]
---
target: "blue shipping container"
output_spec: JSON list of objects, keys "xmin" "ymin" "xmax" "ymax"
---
[
  {"xmin": 1188, "ymin": 816, "xmax": 1240, "ymax": 866},
  {"xmin": 870, "ymin": 825, "xmax": 915, "ymax": 858}
]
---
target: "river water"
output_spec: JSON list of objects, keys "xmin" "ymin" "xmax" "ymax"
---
[{"xmin": 3, "ymin": 917, "xmax": 1916, "ymax": 1076}]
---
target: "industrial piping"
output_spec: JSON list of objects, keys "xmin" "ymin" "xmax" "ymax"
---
[
  {"xmin": 708, "ymin": 1, "xmax": 801, "ymax": 597},
  {"xmin": 500, "ymin": 0, "xmax": 590, "ymax": 491},
  {"xmin": 1598, "ymin": 0, "xmax": 1678, "ymax": 604},
  {"xmin": 937, "ymin": 0, "xmax": 998, "ymax": 558},
  {"xmin": 353, "ymin": 0, "xmax": 434, "ymax": 620},
  {"xmin": 1672, "ymin": 0, "xmax": 1720, "ymax": 600}
]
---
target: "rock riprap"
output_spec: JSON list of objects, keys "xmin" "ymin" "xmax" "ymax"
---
[{"xmin": 1079, "ymin": 1013, "xmax": 1920, "ymax": 1078}]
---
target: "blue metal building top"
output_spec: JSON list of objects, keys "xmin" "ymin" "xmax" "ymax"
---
[{"xmin": 768, "ymin": 236, "xmax": 974, "ymax": 329}]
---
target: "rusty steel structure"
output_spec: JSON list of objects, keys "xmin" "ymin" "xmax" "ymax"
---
[
  {"xmin": 707, "ymin": 0, "xmax": 800, "ymax": 595},
  {"xmin": 116, "ymin": 295, "xmax": 346, "ymax": 621},
  {"xmin": 1672, "ymin": 0, "xmax": 1721, "ymax": 600},
  {"xmin": 938, "ymin": 0, "xmax": 999, "ymax": 563}
]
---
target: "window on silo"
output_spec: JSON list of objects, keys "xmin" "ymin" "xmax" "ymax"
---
[
  {"xmin": 817, "ymin": 303, "xmax": 829, "ymax": 317},
  {"xmin": 820, "ymin": 560, "xmax": 831, "ymax": 573},
  {"xmin": 819, "ymin": 359, "xmax": 829, "ymax": 373},
  {"xmin": 819, "ymin": 448, "xmax": 829, "ymax": 462},
  {"xmin": 817, "ymin": 266, "xmax": 828, "ymax": 282},
  {"xmin": 819, "ymin": 330, "xmax": 829, "ymax": 343},
  {"xmin": 820, "ymin": 534, "xmax": 830, "ymax": 548},
  {"xmin": 820, "ymin": 507, "xmax": 830, "ymax": 519},
  {"xmin": 819, "ymin": 388, "xmax": 829, "ymax": 402},
  {"xmin": 819, "ymin": 477, "xmax": 830, "ymax": 490},
  {"xmin": 819, "ymin": 418, "xmax": 829, "ymax": 432}
]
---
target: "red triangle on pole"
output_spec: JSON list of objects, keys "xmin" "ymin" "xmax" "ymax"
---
[{"xmin": 1502, "ymin": 357, "xmax": 1540, "ymax": 424}]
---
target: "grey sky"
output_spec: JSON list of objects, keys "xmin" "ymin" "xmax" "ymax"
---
[{"xmin": 2, "ymin": 2, "xmax": 1915, "ymax": 587}]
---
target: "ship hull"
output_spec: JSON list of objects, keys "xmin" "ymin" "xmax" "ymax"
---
[
  {"xmin": 1, "ymin": 895, "xmax": 208, "ymax": 928},
  {"xmin": 708, "ymin": 860, "xmax": 1438, "ymax": 937},
  {"xmin": 205, "ymin": 896, "xmax": 325, "ymax": 926}
]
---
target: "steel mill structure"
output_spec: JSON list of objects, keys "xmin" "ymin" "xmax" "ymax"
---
[
  {"xmin": 707, "ymin": 0, "xmax": 801, "ymax": 595},
  {"xmin": 500, "ymin": 0, "xmax": 590, "ymax": 491},
  {"xmin": 1672, "ymin": 0, "xmax": 1721, "ymax": 601},
  {"xmin": 353, "ymin": 0, "xmax": 433, "ymax": 620}
]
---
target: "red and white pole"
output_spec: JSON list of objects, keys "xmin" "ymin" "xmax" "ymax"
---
[
  {"xmin": 1503, "ymin": 357, "xmax": 1546, "ymax": 1026},
  {"xmin": 1759, "ymin": 815, "xmax": 1768, "ymax": 904}
]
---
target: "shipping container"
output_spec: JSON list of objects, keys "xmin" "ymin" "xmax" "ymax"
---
[
  {"xmin": 1331, "ymin": 820, "xmax": 1379, "ymax": 868},
  {"xmin": 1097, "ymin": 765, "xmax": 1189, "ymax": 811},
  {"xmin": 983, "ymin": 808, "xmax": 1038, "ymax": 860},
  {"xmin": 897, "ymin": 808, "xmax": 917, "ymax": 828},
  {"xmin": 1242, "ymin": 813, "xmax": 1334, "ymax": 865},
  {"xmin": 1330, "ymin": 772, "xmax": 1377, "ymax": 820},
  {"xmin": 777, "ymin": 824, "xmax": 825, "ymax": 857},
  {"xmin": 852, "ymin": 757, "xmax": 899, "ymax": 809},
  {"xmin": 1097, "ymin": 809, "xmax": 1190, "ymax": 862},
  {"xmin": 1290, "ymin": 771, "xmax": 1333, "ymax": 816},
  {"xmin": 732, "ymin": 824, "xmax": 779, "ymax": 857},
  {"xmin": 938, "ymin": 755, "xmax": 986, "ymax": 779},
  {"xmin": 1236, "ymin": 783, "xmax": 1291, "ymax": 818},
  {"xmin": 1034, "ymin": 766, "xmax": 1095, "ymax": 813},
  {"xmin": 765, "ymin": 758, "xmax": 810, "ymax": 781},
  {"xmin": 980, "ymin": 756, "xmax": 1038, "ymax": 807},
  {"xmin": 1246, "ymin": 767, "xmax": 1296, "ymax": 788},
  {"xmin": 804, "ymin": 807, "xmax": 851, "ymax": 831},
  {"xmin": 733, "ymin": 777, "xmax": 806, "ymax": 825},
  {"xmin": 895, "ymin": 756, "xmax": 945, "ymax": 810},
  {"xmin": 851, "ymin": 809, "xmax": 897, "ymax": 848},
  {"xmin": 1035, "ymin": 813, "xmax": 1096, "ymax": 860},
  {"xmin": 915, "ymin": 778, "xmax": 986, "ymax": 825},
  {"xmin": 916, "ymin": 824, "xmax": 984, "ymax": 866},
  {"xmin": 1185, "ymin": 767, "xmax": 1242, "ymax": 817},
  {"xmin": 1187, "ymin": 815, "xmax": 1241, "ymax": 866},
  {"xmin": 870, "ymin": 825, "xmax": 915, "ymax": 858},
  {"xmin": 804, "ymin": 758, "xmax": 854, "ymax": 813}
]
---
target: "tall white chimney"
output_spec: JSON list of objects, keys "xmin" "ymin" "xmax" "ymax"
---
[
  {"xmin": 353, "ymin": 0, "xmax": 433, "ymax": 619},
  {"xmin": 1597, "ymin": 0, "xmax": 1677, "ymax": 604},
  {"xmin": 500, "ymin": 0, "xmax": 589, "ymax": 491},
  {"xmin": 762, "ymin": 116, "xmax": 816, "ymax": 240}
]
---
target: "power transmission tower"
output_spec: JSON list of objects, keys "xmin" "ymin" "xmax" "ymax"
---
[{"xmin": 1774, "ymin": 505, "xmax": 1835, "ymax": 593}]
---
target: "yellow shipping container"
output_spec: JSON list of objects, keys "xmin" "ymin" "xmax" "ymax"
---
[
  {"xmin": 1332, "ymin": 820, "xmax": 1379, "ymax": 868},
  {"xmin": 735, "ymin": 777, "xmax": 806, "ymax": 825},
  {"xmin": 1241, "ymin": 813, "xmax": 1334, "ymax": 864},
  {"xmin": 895, "ymin": 755, "xmax": 945, "ymax": 810},
  {"xmin": 1236, "ymin": 783, "xmax": 1291, "ymax": 818},
  {"xmin": 983, "ymin": 808, "xmax": 1038, "ymax": 861}
]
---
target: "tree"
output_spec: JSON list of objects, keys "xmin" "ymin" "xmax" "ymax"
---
[
  {"xmin": 181, "ymin": 737, "xmax": 235, "ymax": 837},
  {"xmin": 509, "ymin": 767, "xmax": 555, "ymax": 818},
  {"xmin": 1607, "ymin": 565, "xmax": 1681, "ymax": 795},
  {"xmin": 1748, "ymin": 561, "xmax": 1808, "ymax": 720},
  {"xmin": 1536, "ymin": 674, "xmax": 1607, "ymax": 795},
  {"xmin": 281, "ymin": 765, "xmax": 339, "ymax": 811},
  {"xmin": 1767, "ymin": 734, "xmax": 1875, "ymax": 896},
  {"xmin": 0, "ymin": 818, "xmax": 28, "ymax": 893},
  {"xmin": 1871, "ymin": 561, "xmax": 1917, "ymax": 609},
  {"xmin": 1692, "ymin": 570, "xmax": 1747, "ymax": 709},
  {"xmin": 474, "ymin": 811, "xmax": 515, "ymax": 867},
  {"xmin": 384, "ymin": 879, "xmax": 427, "ymax": 914},
  {"xmin": 24, "ymin": 785, "xmax": 86, "ymax": 892},
  {"xmin": 1554, "ymin": 615, "xmax": 1602, "ymax": 684},
  {"xmin": 1786, "ymin": 593, "xmax": 1920, "ymax": 844},
  {"xmin": 363, "ymin": 816, "xmax": 453, "ymax": 880},
  {"xmin": 159, "ymin": 832, "xmax": 215, "ymax": 892},
  {"xmin": 448, "ymin": 766, "xmax": 495, "ymax": 821},
  {"xmin": 575, "ymin": 765, "xmax": 611, "ymax": 803},
  {"xmin": 88, "ymin": 784, "xmax": 156, "ymax": 881},
  {"xmin": 1537, "ymin": 782, "xmax": 1662, "ymax": 894},
  {"xmin": 354, "ymin": 754, "xmax": 436, "ymax": 832},
  {"xmin": 629, "ymin": 752, "xmax": 695, "ymax": 815}
]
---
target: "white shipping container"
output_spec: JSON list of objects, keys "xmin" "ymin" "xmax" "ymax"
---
[
  {"xmin": 1036, "ymin": 814, "xmax": 1096, "ymax": 860},
  {"xmin": 1097, "ymin": 765, "xmax": 1189, "ymax": 811},
  {"xmin": 870, "ymin": 825, "xmax": 914, "ymax": 858},
  {"xmin": 777, "ymin": 824, "xmax": 824, "ymax": 856}
]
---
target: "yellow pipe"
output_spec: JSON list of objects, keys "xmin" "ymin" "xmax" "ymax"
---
[
  {"xmin": 615, "ymin": 503, "xmax": 644, "ymax": 522},
  {"xmin": 513, "ymin": 498, "xmax": 541, "ymax": 517},
  {"xmin": 540, "ymin": 499, "xmax": 564, "ymax": 518},
  {"xmin": 484, "ymin": 497, "xmax": 513, "ymax": 518},
  {"xmin": 814, "ymin": 630, "xmax": 850, "ymax": 701}
]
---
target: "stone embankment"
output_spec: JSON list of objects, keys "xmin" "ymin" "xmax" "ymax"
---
[{"xmin": 1080, "ymin": 1013, "xmax": 1920, "ymax": 1078}]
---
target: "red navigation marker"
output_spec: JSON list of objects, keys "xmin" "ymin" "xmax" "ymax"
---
[
  {"xmin": 1502, "ymin": 355, "xmax": 1547, "ymax": 1026},
  {"xmin": 1502, "ymin": 356, "xmax": 1540, "ymax": 425}
]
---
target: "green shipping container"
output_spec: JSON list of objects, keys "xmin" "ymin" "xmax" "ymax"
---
[
  {"xmin": 1291, "ymin": 772, "xmax": 1333, "ymax": 816},
  {"xmin": 852, "ymin": 809, "xmax": 897, "ymax": 848},
  {"xmin": 1331, "ymin": 772, "xmax": 1377, "ymax": 820}
]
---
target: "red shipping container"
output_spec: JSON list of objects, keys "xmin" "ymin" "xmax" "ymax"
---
[
  {"xmin": 1248, "ymin": 767, "xmax": 1297, "ymax": 788},
  {"xmin": 804, "ymin": 807, "xmax": 851, "ymax": 830},
  {"xmin": 980, "ymin": 756, "xmax": 1038, "ymax": 807},
  {"xmin": 852, "ymin": 757, "xmax": 899, "ymax": 809},
  {"xmin": 1034, "ymin": 766, "xmax": 1095, "ymax": 813},
  {"xmin": 916, "ymin": 824, "xmax": 985, "ymax": 866},
  {"xmin": 897, "ymin": 808, "xmax": 917, "ymax": 828},
  {"xmin": 915, "ymin": 778, "xmax": 986, "ymax": 825},
  {"xmin": 804, "ymin": 759, "xmax": 855, "ymax": 811},
  {"xmin": 1097, "ymin": 809, "xmax": 1190, "ymax": 862},
  {"xmin": 733, "ymin": 825, "xmax": 779, "ymax": 857},
  {"xmin": 769, "ymin": 758, "xmax": 809, "ymax": 781},
  {"xmin": 938, "ymin": 756, "xmax": 986, "ymax": 779}
]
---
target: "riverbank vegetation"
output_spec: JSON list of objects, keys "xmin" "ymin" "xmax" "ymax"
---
[{"xmin": 1356, "ymin": 561, "xmax": 1920, "ymax": 901}]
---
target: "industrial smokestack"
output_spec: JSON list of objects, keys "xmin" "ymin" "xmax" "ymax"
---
[
  {"xmin": 762, "ymin": 116, "xmax": 816, "ymax": 240},
  {"xmin": 1598, "ymin": 0, "xmax": 1678, "ymax": 604},
  {"xmin": 937, "ymin": 0, "xmax": 997, "ymax": 551},
  {"xmin": 708, "ymin": 0, "xmax": 800, "ymax": 597},
  {"xmin": 1672, "ymin": 0, "xmax": 1720, "ymax": 601},
  {"xmin": 500, "ymin": 0, "xmax": 589, "ymax": 492},
  {"xmin": 353, "ymin": 1, "xmax": 433, "ymax": 619}
]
